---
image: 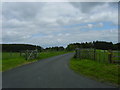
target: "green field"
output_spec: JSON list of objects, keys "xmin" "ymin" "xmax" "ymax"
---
[
  {"xmin": 70, "ymin": 58, "xmax": 120, "ymax": 86},
  {"xmin": 2, "ymin": 51, "xmax": 69, "ymax": 72}
]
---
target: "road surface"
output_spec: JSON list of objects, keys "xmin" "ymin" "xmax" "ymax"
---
[{"xmin": 3, "ymin": 53, "xmax": 116, "ymax": 88}]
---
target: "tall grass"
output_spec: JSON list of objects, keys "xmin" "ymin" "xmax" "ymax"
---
[{"xmin": 70, "ymin": 58, "xmax": 120, "ymax": 86}]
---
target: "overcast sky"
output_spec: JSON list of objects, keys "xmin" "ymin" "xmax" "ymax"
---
[{"xmin": 2, "ymin": 2, "xmax": 118, "ymax": 48}]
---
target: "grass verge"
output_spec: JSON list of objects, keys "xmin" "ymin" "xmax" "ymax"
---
[
  {"xmin": 2, "ymin": 51, "xmax": 70, "ymax": 72},
  {"xmin": 69, "ymin": 58, "xmax": 120, "ymax": 86}
]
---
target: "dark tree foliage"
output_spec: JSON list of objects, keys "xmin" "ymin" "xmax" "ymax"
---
[
  {"xmin": 93, "ymin": 41, "xmax": 113, "ymax": 50},
  {"xmin": 44, "ymin": 46, "xmax": 64, "ymax": 51},
  {"xmin": 113, "ymin": 43, "xmax": 120, "ymax": 50},
  {"xmin": 66, "ymin": 41, "xmax": 120, "ymax": 51},
  {"xmin": 2, "ymin": 44, "xmax": 43, "ymax": 52},
  {"xmin": 66, "ymin": 42, "xmax": 94, "ymax": 51}
]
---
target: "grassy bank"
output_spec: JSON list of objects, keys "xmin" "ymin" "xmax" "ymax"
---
[
  {"xmin": 70, "ymin": 58, "xmax": 119, "ymax": 86},
  {"xmin": 2, "ymin": 51, "xmax": 69, "ymax": 72}
]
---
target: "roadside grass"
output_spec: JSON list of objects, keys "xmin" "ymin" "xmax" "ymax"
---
[
  {"xmin": 69, "ymin": 58, "xmax": 120, "ymax": 86},
  {"xmin": 2, "ymin": 51, "xmax": 70, "ymax": 72}
]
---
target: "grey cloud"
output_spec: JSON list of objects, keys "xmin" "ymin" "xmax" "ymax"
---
[
  {"xmin": 70, "ymin": 2, "xmax": 105, "ymax": 13},
  {"xmin": 2, "ymin": 2, "xmax": 45, "ymax": 21}
]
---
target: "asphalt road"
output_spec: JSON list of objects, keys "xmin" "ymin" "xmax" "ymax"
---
[{"xmin": 2, "ymin": 53, "xmax": 116, "ymax": 88}]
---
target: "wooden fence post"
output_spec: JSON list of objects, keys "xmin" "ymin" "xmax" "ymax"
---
[
  {"xmin": 74, "ymin": 48, "xmax": 77, "ymax": 58},
  {"xmin": 79, "ymin": 49, "xmax": 81, "ymax": 59},
  {"xmin": 77, "ymin": 48, "xmax": 80, "ymax": 58},
  {"xmin": 35, "ymin": 49, "xmax": 38, "ymax": 58},
  {"xmin": 25, "ymin": 50, "xmax": 28, "ymax": 60},
  {"xmin": 94, "ymin": 49, "xmax": 96, "ymax": 61},
  {"xmin": 104, "ymin": 50, "xmax": 105, "ymax": 63},
  {"xmin": 74, "ymin": 48, "xmax": 80, "ymax": 59},
  {"xmin": 87, "ymin": 49, "xmax": 89, "ymax": 59},
  {"xmin": 98, "ymin": 52, "xmax": 100, "ymax": 62},
  {"xmin": 108, "ymin": 50, "xmax": 112, "ymax": 63},
  {"xmin": 80, "ymin": 49, "xmax": 82, "ymax": 59}
]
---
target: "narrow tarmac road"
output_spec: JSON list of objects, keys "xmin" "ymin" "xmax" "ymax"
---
[{"xmin": 3, "ymin": 53, "xmax": 116, "ymax": 88}]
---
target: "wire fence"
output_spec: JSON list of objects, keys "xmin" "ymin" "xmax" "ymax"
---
[{"xmin": 74, "ymin": 48, "xmax": 120, "ymax": 64}]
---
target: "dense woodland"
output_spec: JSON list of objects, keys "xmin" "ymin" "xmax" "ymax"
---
[
  {"xmin": 1, "ymin": 41, "xmax": 120, "ymax": 52},
  {"xmin": 1, "ymin": 44, "xmax": 43, "ymax": 52}
]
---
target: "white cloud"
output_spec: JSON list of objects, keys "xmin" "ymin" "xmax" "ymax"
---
[
  {"xmin": 2, "ymin": 2, "xmax": 118, "ymax": 47},
  {"xmin": 87, "ymin": 24, "xmax": 93, "ymax": 29}
]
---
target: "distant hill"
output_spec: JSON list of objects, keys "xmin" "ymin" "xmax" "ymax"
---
[{"xmin": 1, "ymin": 44, "xmax": 43, "ymax": 52}]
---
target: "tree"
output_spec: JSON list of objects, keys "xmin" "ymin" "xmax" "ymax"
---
[{"xmin": 2, "ymin": 44, "xmax": 43, "ymax": 52}]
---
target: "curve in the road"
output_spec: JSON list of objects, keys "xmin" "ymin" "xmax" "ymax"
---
[{"xmin": 2, "ymin": 53, "xmax": 116, "ymax": 88}]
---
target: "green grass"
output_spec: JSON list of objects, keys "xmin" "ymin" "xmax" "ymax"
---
[
  {"xmin": 38, "ymin": 51, "xmax": 69, "ymax": 59},
  {"xmin": 2, "ymin": 51, "xmax": 70, "ymax": 72},
  {"xmin": 70, "ymin": 58, "xmax": 120, "ymax": 86}
]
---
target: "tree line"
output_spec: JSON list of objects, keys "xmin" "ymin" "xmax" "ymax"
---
[
  {"xmin": 44, "ymin": 46, "xmax": 64, "ymax": 51},
  {"xmin": 1, "ymin": 44, "xmax": 43, "ymax": 52},
  {"xmin": 66, "ymin": 41, "xmax": 120, "ymax": 51},
  {"xmin": 1, "ymin": 41, "xmax": 120, "ymax": 52}
]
